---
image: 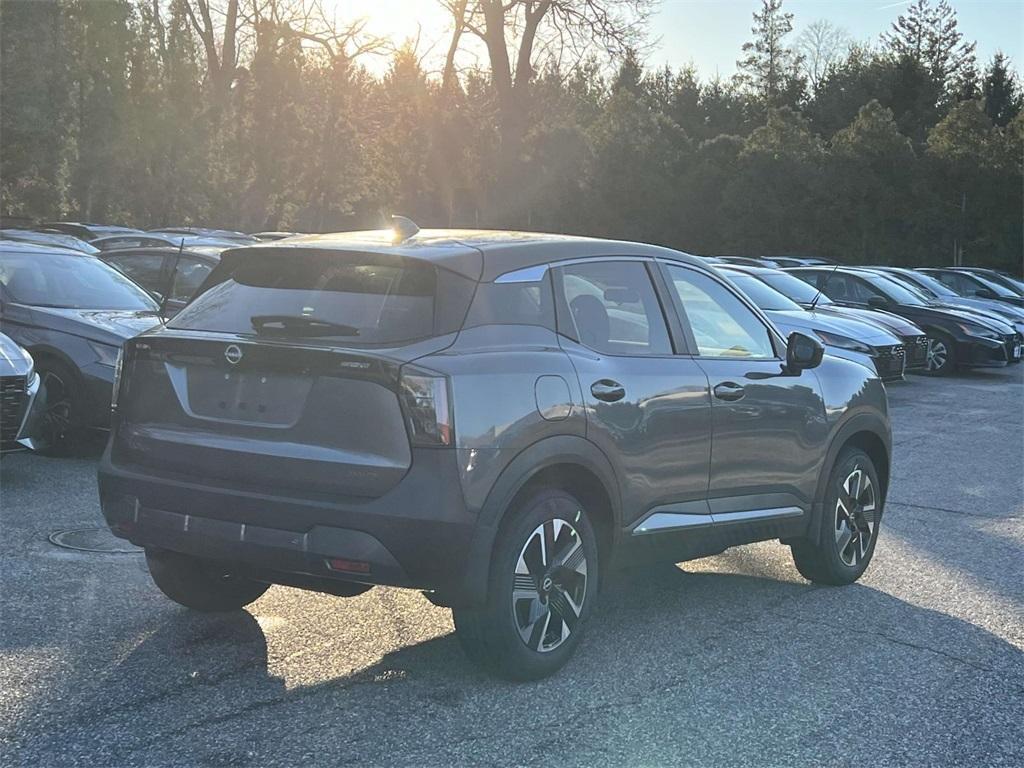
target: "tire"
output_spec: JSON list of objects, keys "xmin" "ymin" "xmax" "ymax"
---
[
  {"xmin": 790, "ymin": 448, "xmax": 882, "ymax": 586},
  {"xmin": 924, "ymin": 332, "xmax": 956, "ymax": 376},
  {"xmin": 146, "ymin": 548, "xmax": 270, "ymax": 612},
  {"xmin": 452, "ymin": 488, "xmax": 600, "ymax": 681},
  {"xmin": 35, "ymin": 358, "xmax": 83, "ymax": 457}
]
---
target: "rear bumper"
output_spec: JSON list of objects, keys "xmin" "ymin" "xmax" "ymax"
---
[{"xmin": 98, "ymin": 445, "xmax": 479, "ymax": 602}]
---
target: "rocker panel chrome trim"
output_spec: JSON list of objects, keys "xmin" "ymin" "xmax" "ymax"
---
[{"xmin": 632, "ymin": 505, "xmax": 804, "ymax": 536}]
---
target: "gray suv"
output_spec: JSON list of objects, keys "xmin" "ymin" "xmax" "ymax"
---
[{"xmin": 98, "ymin": 230, "xmax": 891, "ymax": 680}]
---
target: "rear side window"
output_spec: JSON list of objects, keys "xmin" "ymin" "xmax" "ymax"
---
[
  {"xmin": 463, "ymin": 277, "xmax": 554, "ymax": 330},
  {"xmin": 170, "ymin": 251, "xmax": 474, "ymax": 345}
]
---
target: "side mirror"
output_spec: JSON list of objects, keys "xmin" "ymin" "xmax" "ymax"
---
[
  {"xmin": 867, "ymin": 296, "xmax": 889, "ymax": 309},
  {"xmin": 786, "ymin": 332, "xmax": 824, "ymax": 373},
  {"xmin": 974, "ymin": 288, "xmax": 997, "ymax": 299}
]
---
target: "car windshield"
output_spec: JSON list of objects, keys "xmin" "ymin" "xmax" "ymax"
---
[
  {"xmin": 893, "ymin": 271, "xmax": 957, "ymax": 298},
  {"xmin": 759, "ymin": 271, "xmax": 833, "ymax": 305},
  {"xmin": 864, "ymin": 274, "xmax": 927, "ymax": 306},
  {"xmin": 964, "ymin": 272, "xmax": 1019, "ymax": 298},
  {"xmin": 724, "ymin": 273, "xmax": 802, "ymax": 311},
  {"xmin": 0, "ymin": 251, "xmax": 159, "ymax": 310}
]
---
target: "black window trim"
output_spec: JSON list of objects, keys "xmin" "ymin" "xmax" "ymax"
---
[{"xmin": 655, "ymin": 259, "xmax": 786, "ymax": 362}]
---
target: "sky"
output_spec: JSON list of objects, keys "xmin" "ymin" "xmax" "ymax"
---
[
  {"xmin": 650, "ymin": 0, "xmax": 1023, "ymax": 78},
  {"xmin": 338, "ymin": 0, "xmax": 1023, "ymax": 76}
]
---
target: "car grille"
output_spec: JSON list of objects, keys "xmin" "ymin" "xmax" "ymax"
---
[
  {"xmin": 0, "ymin": 375, "xmax": 27, "ymax": 444},
  {"xmin": 872, "ymin": 344, "xmax": 906, "ymax": 380},
  {"xmin": 901, "ymin": 335, "xmax": 930, "ymax": 368}
]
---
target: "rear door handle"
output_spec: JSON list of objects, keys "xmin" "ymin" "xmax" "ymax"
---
[
  {"xmin": 591, "ymin": 379, "xmax": 626, "ymax": 403},
  {"xmin": 713, "ymin": 381, "xmax": 745, "ymax": 402}
]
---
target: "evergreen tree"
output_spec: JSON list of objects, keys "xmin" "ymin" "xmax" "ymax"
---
[
  {"xmin": 735, "ymin": 0, "xmax": 805, "ymax": 108},
  {"xmin": 881, "ymin": 0, "xmax": 976, "ymax": 97},
  {"xmin": 982, "ymin": 53, "xmax": 1023, "ymax": 127}
]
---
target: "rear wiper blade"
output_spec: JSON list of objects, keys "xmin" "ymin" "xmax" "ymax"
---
[{"xmin": 250, "ymin": 314, "xmax": 360, "ymax": 337}]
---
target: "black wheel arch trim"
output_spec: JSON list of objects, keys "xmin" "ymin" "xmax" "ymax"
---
[
  {"xmin": 25, "ymin": 344, "xmax": 84, "ymax": 388},
  {"xmin": 454, "ymin": 435, "xmax": 621, "ymax": 608},
  {"xmin": 807, "ymin": 412, "xmax": 892, "ymax": 545}
]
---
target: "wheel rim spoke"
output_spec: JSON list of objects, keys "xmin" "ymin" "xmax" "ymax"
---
[
  {"xmin": 512, "ymin": 513, "xmax": 588, "ymax": 653},
  {"xmin": 41, "ymin": 372, "xmax": 72, "ymax": 437},
  {"xmin": 835, "ymin": 466, "xmax": 877, "ymax": 567}
]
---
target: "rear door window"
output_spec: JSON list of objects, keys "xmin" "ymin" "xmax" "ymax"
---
[
  {"xmin": 555, "ymin": 261, "xmax": 672, "ymax": 356},
  {"xmin": 170, "ymin": 251, "xmax": 472, "ymax": 345}
]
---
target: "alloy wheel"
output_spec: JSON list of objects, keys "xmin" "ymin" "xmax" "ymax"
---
[
  {"xmin": 511, "ymin": 518, "xmax": 588, "ymax": 653},
  {"xmin": 834, "ymin": 466, "xmax": 877, "ymax": 567},
  {"xmin": 926, "ymin": 339, "xmax": 948, "ymax": 372},
  {"xmin": 41, "ymin": 370, "xmax": 73, "ymax": 442}
]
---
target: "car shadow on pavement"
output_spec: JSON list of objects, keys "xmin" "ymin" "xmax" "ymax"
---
[{"xmin": 9, "ymin": 561, "xmax": 1023, "ymax": 765}]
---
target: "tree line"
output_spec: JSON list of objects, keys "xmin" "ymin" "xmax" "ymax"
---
[{"xmin": 1, "ymin": 0, "xmax": 1021, "ymax": 270}]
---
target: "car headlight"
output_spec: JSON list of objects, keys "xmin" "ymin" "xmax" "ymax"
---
[
  {"xmin": 89, "ymin": 341, "xmax": 121, "ymax": 367},
  {"xmin": 813, "ymin": 330, "xmax": 873, "ymax": 354},
  {"xmin": 956, "ymin": 323, "xmax": 1000, "ymax": 340}
]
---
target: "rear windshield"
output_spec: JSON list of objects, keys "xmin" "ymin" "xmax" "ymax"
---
[{"xmin": 170, "ymin": 251, "xmax": 471, "ymax": 345}]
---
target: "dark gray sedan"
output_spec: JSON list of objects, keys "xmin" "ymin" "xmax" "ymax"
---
[{"xmin": 0, "ymin": 242, "xmax": 162, "ymax": 453}]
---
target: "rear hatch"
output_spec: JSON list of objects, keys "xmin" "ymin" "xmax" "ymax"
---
[{"xmin": 113, "ymin": 247, "xmax": 477, "ymax": 498}]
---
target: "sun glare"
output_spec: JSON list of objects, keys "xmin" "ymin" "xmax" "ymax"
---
[{"xmin": 326, "ymin": 0, "xmax": 453, "ymax": 54}]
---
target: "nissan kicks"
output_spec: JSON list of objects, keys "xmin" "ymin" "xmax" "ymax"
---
[{"xmin": 99, "ymin": 229, "xmax": 891, "ymax": 680}]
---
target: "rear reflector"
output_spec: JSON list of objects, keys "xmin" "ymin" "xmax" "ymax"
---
[{"xmin": 326, "ymin": 558, "xmax": 371, "ymax": 574}]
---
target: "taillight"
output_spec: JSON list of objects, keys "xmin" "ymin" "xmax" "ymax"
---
[{"xmin": 399, "ymin": 366, "xmax": 453, "ymax": 447}]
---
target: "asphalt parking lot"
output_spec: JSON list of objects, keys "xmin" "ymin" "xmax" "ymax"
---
[{"xmin": 1, "ymin": 366, "xmax": 1022, "ymax": 767}]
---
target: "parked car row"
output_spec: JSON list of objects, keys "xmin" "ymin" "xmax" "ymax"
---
[
  {"xmin": 1, "ymin": 223, "xmax": 1019, "ymax": 459},
  {"xmin": 700, "ymin": 256, "xmax": 1023, "ymax": 377}
]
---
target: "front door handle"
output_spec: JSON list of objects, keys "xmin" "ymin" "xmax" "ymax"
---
[
  {"xmin": 713, "ymin": 381, "xmax": 745, "ymax": 402},
  {"xmin": 591, "ymin": 379, "xmax": 626, "ymax": 403}
]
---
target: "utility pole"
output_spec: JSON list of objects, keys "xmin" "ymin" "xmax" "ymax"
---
[{"xmin": 956, "ymin": 191, "xmax": 967, "ymax": 266}]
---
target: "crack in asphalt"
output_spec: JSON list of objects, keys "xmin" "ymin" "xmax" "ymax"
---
[
  {"xmin": 887, "ymin": 500, "xmax": 1023, "ymax": 520},
  {"xmin": 774, "ymin": 613, "xmax": 1024, "ymax": 684}
]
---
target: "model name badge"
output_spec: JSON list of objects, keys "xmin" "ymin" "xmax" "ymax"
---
[{"xmin": 338, "ymin": 361, "xmax": 370, "ymax": 369}]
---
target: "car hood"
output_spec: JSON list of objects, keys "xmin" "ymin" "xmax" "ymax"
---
[
  {"xmin": 805, "ymin": 305, "xmax": 924, "ymax": 338},
  {"xmin": 766, "ymin": 309, "xmax": 900, "ymax": 345},
  {"xmin": 30, "ymin": 307, "xmax": 163, "ymax": 345},
  {"xmin": 929, "ymin": 298, "xmax": 1024, "ymax": 325},
  {"xmin": 0, "ymin": 332, "xmax": 33, "ymax": 377},
  {"xmin": 913, "ymin": 303, "xmax": 1015, "ymax": 334}
]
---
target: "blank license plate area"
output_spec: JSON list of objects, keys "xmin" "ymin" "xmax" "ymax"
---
[{"xmin": 185, "ymin": 366, "xmax": 312, "ymax": 426}]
